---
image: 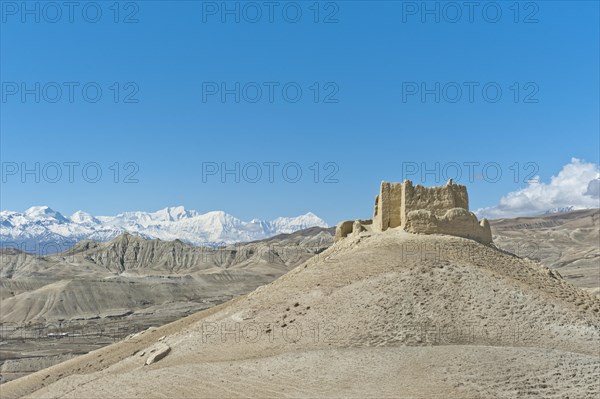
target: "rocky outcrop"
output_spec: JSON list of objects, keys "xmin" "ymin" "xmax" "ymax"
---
[
  {"xmin": 145, "ymin": 343, "xmax": 171, "ymax": 365},
  {"xmin": 336, "ymin": 180, "xmax": 492, "ymax": 244}
]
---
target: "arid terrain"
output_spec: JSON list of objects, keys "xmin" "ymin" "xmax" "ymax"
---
[
  {"xmin": 0, "ymin": 209, "xmax": 598, "ymax": 397},
  {"xmin": 3, "ymin": 1, "xmax": 597, "ymax": 396},
  {"xmin": 490, "ymin": 209, "xmax": 599, "ymax": 296},
  {"xmin": 2, "ymin": 226, "xmax": 598, "ymax": 398},
  {"xmin": 0, "ymin": 228, "xmax": 334, "ymax": 384}
]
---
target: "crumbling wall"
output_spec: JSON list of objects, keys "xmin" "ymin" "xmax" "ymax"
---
[
  {"xmin": 389, "ymin": 183, "xmax": 403, "ymax": 229},
  {"xmin": 335, "ymin": 219, "xmax": 372, "ymax": 242},
  {"xmin": 373, "ymin": 182, "xmax": 401, "ymax": 231},
  {"xmin": 373, "ymin": 179, "xmax": 469, "ymax": 231},
  {"xmin": 404, "ymin": 208, "xmax": 492, "ymax": 244},
  {"xmin": 362, "ymin": 180, "xmax": 492, "ymax": 244},
  {"xmin": 402, "ymin": 180, "xmax": 468, "ymax": 218},
  {"xmin": 335, "ymin": 220, "xmax": 354, "ymax": 241}
]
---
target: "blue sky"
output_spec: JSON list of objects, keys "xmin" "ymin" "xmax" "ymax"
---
[{"xmin": 1, "ymin": 1, "xmax": 599, "ymax": 224}]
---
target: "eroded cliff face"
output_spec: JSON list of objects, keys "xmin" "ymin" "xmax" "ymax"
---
[{"xmin": 338, "ymin": 180, "xmax": 492, "ymax": 244}]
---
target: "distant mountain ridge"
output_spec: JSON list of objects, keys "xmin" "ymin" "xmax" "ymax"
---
[
  {"xmin": 544, "ymin": 206, "xmax": 576, "ymax": 214},
  {"xmin": 0, "ymin": 206, "xmax": 328, "ymax": 254}
]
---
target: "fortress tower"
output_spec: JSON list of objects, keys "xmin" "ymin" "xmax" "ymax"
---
[{"xmin": 336, "ymin": 180, "xmax": 492, "ymax": 244}]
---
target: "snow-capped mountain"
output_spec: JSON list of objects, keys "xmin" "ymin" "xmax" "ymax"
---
[{"xmin": 0, "ymin": 206, "xmax": 328, "ymax": 254}]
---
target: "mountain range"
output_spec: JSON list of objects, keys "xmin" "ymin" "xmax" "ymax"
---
[{"xmin": 0, "ymin": 206, "xmax": 328, "ymax": 254}]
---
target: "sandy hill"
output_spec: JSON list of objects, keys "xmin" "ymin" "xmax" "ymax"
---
[{"xmin": 4, "ymin": 229, "xmax": 599, "ymax": 398}]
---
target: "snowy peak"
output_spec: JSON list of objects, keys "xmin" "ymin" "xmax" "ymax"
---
[
  {"xmin": 270, "ymin": 212, "xmax": 327, "ymax": 233},
  {"xmin": 150, "ymin": 206, "xmax": 199, "ymax": 222},
  {"xmin": 102, "ymin": 206, "xmax": 201, "ymax": 227},
  {"xmin": 0, "ymin": 206, "xmax": 328, "ymax": 254},
  {"xmin": 163, "ymin": 206, "xmax": 193, "ymax": 221},
  {"xmin": 70, "ymin": 211, "xmax": 100, "ymax": 225},
  {"xmin": 24, "ymin": 206, "xmax": 69, "ymax": 223}
]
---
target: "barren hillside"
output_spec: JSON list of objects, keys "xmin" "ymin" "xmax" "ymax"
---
[
  {"xmin": 4, "ymin": 229, "xmax": 598, "ymax": 398},
  {"xmin": 491, "ymin": 209, "xmax": 600, "ymax": 294}
]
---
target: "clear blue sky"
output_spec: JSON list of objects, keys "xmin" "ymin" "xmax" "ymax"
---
[{"xmin": 1, "ymin": 1, "xmax": 599, "ymax": 224}]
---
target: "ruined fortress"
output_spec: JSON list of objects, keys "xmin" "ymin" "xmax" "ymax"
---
[{"xmin": 336, "ymin": 180, "xmax": 492, "ymax": 244}]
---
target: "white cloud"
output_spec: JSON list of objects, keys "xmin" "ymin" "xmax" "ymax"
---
[
  {"xmin": 476, "ymin": 158, "xmax": 600, "ymax": 219},
  {"xmin": 585, "ymin": 178, "xmax": 600, "ymax": 199}
]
